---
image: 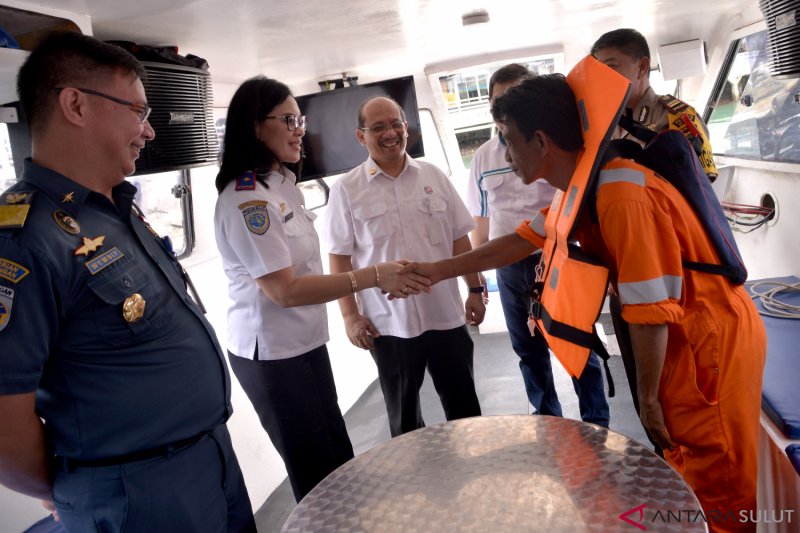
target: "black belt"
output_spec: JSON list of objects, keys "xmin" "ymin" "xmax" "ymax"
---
[{"xmin": 58, "ymin": 431, "xmax": 209, "ymax": 471}]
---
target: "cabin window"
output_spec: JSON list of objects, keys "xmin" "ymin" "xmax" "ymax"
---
[
  {"xmin": 126, "ymin": 169, "xmax": 194, "ymax": 258},
  {"xmin": 706, "ymin": 29, "xmax": 800, "ymax": 163},
  {"xmin": 417, "ymin": 108, "xmax": 451, "ymax": 176},
  {"xmin": 437, "ymin": 56, "xmax": 559, "ymax": 170}
]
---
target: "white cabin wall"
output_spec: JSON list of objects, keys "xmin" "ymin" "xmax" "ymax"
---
[
  {"xmin": 717, "ymin": 163, "xmax": 800, "ymax": 280},
  {"xmin": 689, "ymin": 2, "xmax": 800, "ymax": 281}
]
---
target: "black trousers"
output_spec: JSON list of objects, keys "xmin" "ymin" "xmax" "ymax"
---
[
  {"xmin": 370, "ymin": 325, "xmax": 482, "ymax": 437},
  {"xmin": 228, "ymin": 344, "xmax": 354, "ymax": 502}
]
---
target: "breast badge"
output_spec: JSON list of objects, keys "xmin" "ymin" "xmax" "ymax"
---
[
  {"xmin": 53, "ymin": 211, "xmax": 81, "ymax": 235},
  {"xmin": 122, "ymin": 293, "xmax": 146, "ymax": 323},
  {"xmin": 74, "ymin": 235, "xmax": 105, "ymax": 257},
  {"xmin": 0, "ymin": 286, "xmax": 14, "ymax": 332},
  {"xmin": 238, "ymin": 200, "xmax": 270, "ymax": 235}
]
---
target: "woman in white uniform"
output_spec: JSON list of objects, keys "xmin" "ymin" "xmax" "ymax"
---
[{"xmin": 214, "ymin": 76, "xmax": 427, "ymax": 501}]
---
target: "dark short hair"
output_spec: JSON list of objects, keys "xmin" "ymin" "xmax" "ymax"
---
[
  {"xmin": 590, "ymin": 28, "xmax": 650, "ymax": 59},
  {"xmin": 491, "ymin": 74, "xmax": 583, "ymax": 151},
  {"xmin": 489, "ymin": 63, "xmax": 530, "ymax": 98},
  {"xmin": 356, "ymin": 96, "xmax": 406, "ymax": 129},
  {"xmin": 216, "ymin": 76, "xmax": 297, "ymax": 193},
  {"xmin": 17, "ymin": 31, "xmax": 146, "ymax": 133}
]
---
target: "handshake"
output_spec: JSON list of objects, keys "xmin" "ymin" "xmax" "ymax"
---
[{"xmin": 374, "ymin": 260, "xmax": 441, "ymax": 299}]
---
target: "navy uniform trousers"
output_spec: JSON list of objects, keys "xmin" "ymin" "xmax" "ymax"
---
[{"xmin": 52, "ymin": 425, "xmax": 255, "ymax": 532}]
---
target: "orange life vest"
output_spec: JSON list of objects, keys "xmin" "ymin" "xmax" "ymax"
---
[{"xmin": 531, "ymin": 55, "xmax": 630, "ymax": 379}]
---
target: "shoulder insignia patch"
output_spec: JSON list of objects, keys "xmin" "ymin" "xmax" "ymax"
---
[
  {"xmin": 0, "ymin": 191, "xmax": 34, "ymax": 229},
  {"xmin": 0, "ymin": 285, "xmax": 14, "ymax": 332},
  {"xmin": 0, "ymin": 258, "xmax": 29, "ymax": 284},
  {"xmin": 239, "ymin": 200, "xmax": 270, "ymax": 234},
  {"xmin": 658, "ymin": 94, "xmax": 689, "ymax": 115},
  {"xmin": 235, "ymin": 171, "xmax": 257, "ymax": 191},
  {"xmin": 0, "ymin": 205, "xmax": 31, "ymax": 229}
]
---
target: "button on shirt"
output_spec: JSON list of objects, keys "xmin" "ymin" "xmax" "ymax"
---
[
  {"xmin": 324, "ymin": 157, "xmax": 475, "ymax": 338},
  {"xmin": 0, "ymin": 160, "xmax": 230, "ymax": 461},
  {"xmin": 464, "ymin": 136, "xmax": 555, "ymax": 240},
  {"xmin": 214, "ymin": 169, "xmax": 328, "ymax": 360}
]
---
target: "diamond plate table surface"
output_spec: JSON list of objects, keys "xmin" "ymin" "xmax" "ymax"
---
[{"xmin": 282, "ymin": 415, "xmax": 706, "ymax": 532}]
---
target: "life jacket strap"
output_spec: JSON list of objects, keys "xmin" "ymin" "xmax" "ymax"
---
[
  {"xmin": 591, "ymin": 332, "xmax": 616, "ymax": 399},
  {"xmin": 533, "ymin": 300, "xmax": 616, "ymax": 398},
  {"xmin": 682, "ymin": 260, "xmax": 740, "ymax": 277}
]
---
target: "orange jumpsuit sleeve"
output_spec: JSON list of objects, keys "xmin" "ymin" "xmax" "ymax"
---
[
  {"xmin": 514, "ymin": 207, "xmax": 548, "ymax": 250},
  {"xmin": 594, "ymin": 165, "xmax": 684, "ymax": 325}
]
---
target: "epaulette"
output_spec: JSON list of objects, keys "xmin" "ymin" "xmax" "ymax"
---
[
  {"xmin": 0, "ymin": 190, "xmax": 35, "ymax": 230},
  {"xmin": 658, "ymin": 94, "xmax": 690, "ymax": 115},
  {"xmin": 235, "ymin": 171, "xmax": 257, "ymax": 191}
]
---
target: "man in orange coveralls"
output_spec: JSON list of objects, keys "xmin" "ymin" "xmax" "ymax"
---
[{"xmin": 403, "ymin": 74, "xmax": 766, "ymax": 533}]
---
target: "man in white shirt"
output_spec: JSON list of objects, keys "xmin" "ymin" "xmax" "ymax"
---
[
  {"xmin": 465, "ymin": 64, "xmax": 609, "ymax": 426},
  {"xmin": 324, "ymin": 96, "xmax": 484, "ymax": 437}
]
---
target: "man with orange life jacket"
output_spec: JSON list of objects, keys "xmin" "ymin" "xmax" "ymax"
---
[
  {"xmin": 464, "ymin": 63, "xmax": 609, "ymax": 426},
  {"xmin": 402, "ymin": 72, "xmax": 766, "ymax": 532},
  {"xmin": 592, "ymin": 28, "xmax": 718, "ymax": 181},
  {"xmin": 592, "ymin": 28, "xmax": 719, "ymax": 453}
]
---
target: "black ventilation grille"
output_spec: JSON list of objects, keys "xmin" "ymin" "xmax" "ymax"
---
[
  {"xmin": 134, "ymin": 61, "xmax": 218, "ymax": 175},
  {"xmin": 760, "ymin": 0, "xmax": 800, "ymax": 79}
]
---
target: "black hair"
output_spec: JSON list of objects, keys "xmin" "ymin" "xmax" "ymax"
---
[
  {"xmin": 489, "ymin": 63, "xmax": 530, "ymax": 98},
  {"xmin": 216, "ymin": 76, "xmax": 299, "ymax": 193},
  {"xmin": 17, "ymin": 31, "xmax": 146, "ymax": 134},
  {"xmin": 356, "ymin": 96, "xmax": 406, "ymax": 129},
  {"xmin": 590, "ymin": 28, "xmax": 651, "ymax": 60},
  {"xmin": 491, "ymin": 74, "xmax": 583, "ymax": 151}
]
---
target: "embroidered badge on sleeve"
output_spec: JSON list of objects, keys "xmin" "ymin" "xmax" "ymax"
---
[
  {"xmin": 0, "ymin": 285, "xmax": 15, "ymax": 332},
  {"xmin": 238, "ymin": 200, "xmax": 270, "ymax": 235},
  {"xmin": 0, "ymin": 258, "xmax": 29, "ymax": 284}
]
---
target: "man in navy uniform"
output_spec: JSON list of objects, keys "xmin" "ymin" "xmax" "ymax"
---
[{"xmin": 0, "ymin": 32, "xmax": 255, "ymax": 531}]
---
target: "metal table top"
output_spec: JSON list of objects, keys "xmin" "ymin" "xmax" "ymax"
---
[{"xmin": 282, "ymin": 415, "xmax": 706, "ymax": 532}]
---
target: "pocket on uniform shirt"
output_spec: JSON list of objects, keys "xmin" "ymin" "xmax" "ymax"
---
[
  {"xmin": 282, "ymin": 209, "xmax": 318, "ymax": 264},
  {"xmin": 417, "ymin": 197, "xmax": 448, "ymax": 245},
  {"xmin": 352, "ymin": 202, "xmax": 393, "ymax": 243},
  {"xmin": 481, "ymin": 174, "xmax": 505, "ymax": 193},
  {"xmin": 85, "ymin": 257, "xmax": 166, "ymax": 347}
]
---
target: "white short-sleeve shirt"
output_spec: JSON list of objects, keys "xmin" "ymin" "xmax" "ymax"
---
[
  {"xmin": 323, "ymin": 156, "xmax": 475, "ymax": 338},
  {"xmin": 214, "ymin": 168, "xmax": 328, "ymax": 360},
  {"xmin": 464, "ymin": 136, "xmax": 555, "ymax": 240}
]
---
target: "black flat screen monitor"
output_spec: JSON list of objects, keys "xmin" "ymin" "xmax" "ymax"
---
[{"xmin": 296, "ymin": 75, "xmax": 424, "ymax": 181}]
